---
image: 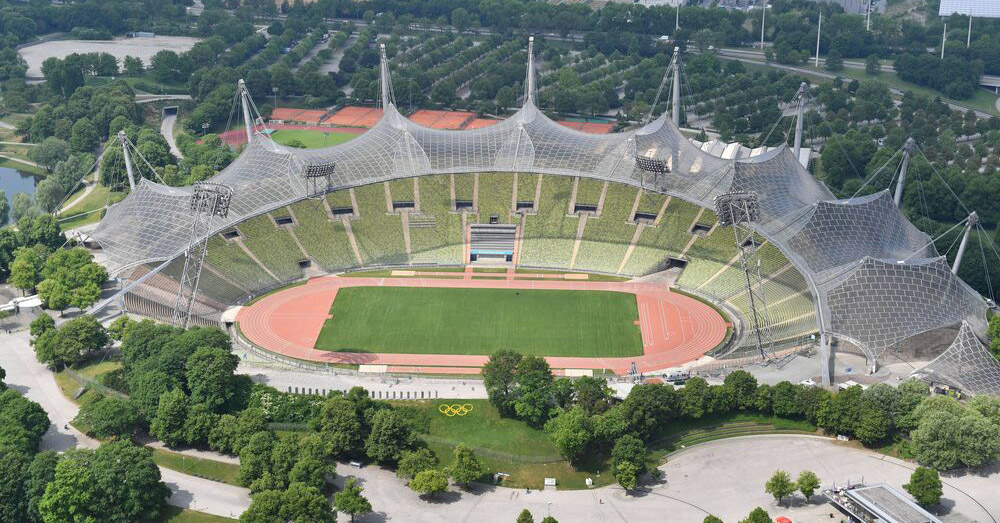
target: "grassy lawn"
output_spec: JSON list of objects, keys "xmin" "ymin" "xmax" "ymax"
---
[
  {"xmin": 57, "ymin": 183, "xmax": 125, "ymax": 229},
  {"xmin": 315, "ymin": 286, "xmax": 643, "ymax": 357},
  {"xmin": 151, "ymin": 506, "xmax": 236, "ymax": 522},
  {"xmin": 338, "ymin": 267, "xmax": 467, "ymax": 278},
  {"xmin": 0, "ymin": 155, "xmax": 45, "ymax": 175},
  {"xmin": 270, "ymin": 129, "xmax": 359, "ymax": 149},
  {"xmin": 399, "ymin": 399, "xmax": 616, "ymax": 489},
  {"xmin": 150, "ymin": 449, "xmax": 242, "ymax": 486}
]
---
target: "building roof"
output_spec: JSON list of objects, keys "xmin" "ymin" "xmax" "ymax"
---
[
  {"xmin": 845, "ymin": 484, "xmax": 944, "ymax": 523},
  {"xmin": 939, "ymin": 0, "xmax": 1000, "ymax": 18}
]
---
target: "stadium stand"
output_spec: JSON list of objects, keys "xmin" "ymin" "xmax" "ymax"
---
[
  {"xmin": 237, "ymin": 214, "xmax": 306, "ymax": 281},
  {"xmin": 517, "ymin": 173, "xmax": 539, "ymax": 206},
  {"xmin": 409, "ymin": 175, "xmax": 464, "ymax": 265},
  {"xmin": 288, "ymin": 200, "xmax": 359, "ymax": 272},
  {"xmin": 475, "ymin": 173, "xmax": 514, "ymax": 223},
  {"xmin": 574, "ymin": 177, "xmax": 604, "ymax": 208},
  {"xmin": 520, "ymin": 175, "xmax": 578, "ymax": 268},
  {"xmin": 349, "ymin": 183, "xmax": 409, "ymax": 265},
  {"xmin": 204, "ymin": 235, "xmax": 278, "ymax": 291},
  {"xmin": 574, "ymin": 183, "xmax": 638, "ymax": 274},
  {"xmin": 620, "ymin": 197, "xmax": 701, "ymax": 275},
  {"xmin": 388, "ymin": 178, "xmax": 415, "ymax": 206},
  {"xmin": 453, "ymin": 173, "xmax": 475, "ymax": 207},
  {"xmin": 326, "ymin": 189, "xmax": 354, "ymax": 212}
]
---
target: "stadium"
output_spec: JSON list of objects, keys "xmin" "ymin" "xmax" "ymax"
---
[{"xmin": 91, "ymin": 41, "xmax": 1000, "ymax": 394}]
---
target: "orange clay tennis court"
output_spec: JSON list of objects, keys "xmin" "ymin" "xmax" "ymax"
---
[{"xmin": 236, "ymin": 274, "xmax": 729, "ymax": 375}]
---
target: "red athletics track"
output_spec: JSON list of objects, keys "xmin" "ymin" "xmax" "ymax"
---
[{"xmin": 235, "ymin": 275, "xmax": 728, "ymax": 375}]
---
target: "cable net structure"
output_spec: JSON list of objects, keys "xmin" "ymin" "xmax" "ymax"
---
[{"xmin": 90, "ymin": 42, "xmax": 995, "ymax": 388}]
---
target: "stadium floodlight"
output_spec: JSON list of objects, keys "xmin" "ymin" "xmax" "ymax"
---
[
  {"xmin": 189, "ymin": 182, "xmax": 233, "ymax": 218},
  {"xmin": 635, "ymin": 154, "xmax": 670, "ymax": 175},
  {"xmin": 714, "ymin": 191, "xmax": 760, "ymax": 226},
  {"xmin": 715, "ymin": 190, "xmax": 773, "ymax": 361},
  {"xmin": 173, "ymin": 182, "xmax": 234, "ymax": 329},
  {"xmin": 304, "ymin": 162, "xmax": 336, "ymax": 197}
]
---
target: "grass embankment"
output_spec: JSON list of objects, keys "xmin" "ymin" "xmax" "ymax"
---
[
  {"xmin": 339, "ymin": 267, "xmax": 467, "ymax": 278},
  {"xmin": 54, "ymin": 359, "xmax": 243, "ymax": 487},
  {"xmin": 315, "ymin": 286, "xmax": 643, "ymax": 357},
  {"xmin": 150, "ymin": 449, "xmax": 241, "ymax": 486},
  {"xmin": 270, "ymin": 129, "xmax": 359, "ymax": 149},
  {"xmin": 57, "ymin": 183, "xmax": 125, "ymax": 229},
  {"xmin": 399, "ymin": 399, "xmax": 819, "ymax": 490},
  {"xmin": 153, "ymin": 506, "xmax": 236, "ymax": 522},
  {"xmin": 513, "ymin": 268, "xmax": 631, "ymax": 282}
]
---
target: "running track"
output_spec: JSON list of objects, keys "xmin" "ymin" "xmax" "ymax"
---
[{"xmin": 236, "ymin": 275, "xmax": 728, "ymax": 374}]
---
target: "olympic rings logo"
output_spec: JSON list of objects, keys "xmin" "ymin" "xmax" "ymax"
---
[{"xmin": 438, "ymin": 403, "xmax": 474, "ymax": 417}]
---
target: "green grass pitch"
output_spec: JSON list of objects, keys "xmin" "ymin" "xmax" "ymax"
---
[
  {"xmin": 314, "ymin": 286, "xmax": 643, "ymax": 357},
  {"xmin": 271, "ymin": 129, "xmax": 358, "ymax": 149}
]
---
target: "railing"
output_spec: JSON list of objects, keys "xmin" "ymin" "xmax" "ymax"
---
[{"xmin": 63, "ymin": 367, "xmax": 129, "ymax": 399}]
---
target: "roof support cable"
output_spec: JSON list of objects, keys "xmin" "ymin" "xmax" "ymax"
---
[
  {"xmin": 849, "ymin": 145, "xmax": 904, "ymax": 200},
  {"xmin": 901, "ymin": 214, "xmax": 970, "ymax": 262}
]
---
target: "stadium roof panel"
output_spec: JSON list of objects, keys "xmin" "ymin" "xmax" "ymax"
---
[{"xmin": 939, "ymin": 0, "xmax": 1000, "ymax": 18}]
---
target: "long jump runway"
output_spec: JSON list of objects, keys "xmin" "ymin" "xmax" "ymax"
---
[{"xmin": 236, "ymin": 276, "xmax": 728, "ymax": 374}]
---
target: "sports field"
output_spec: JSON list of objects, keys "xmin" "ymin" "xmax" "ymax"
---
[
  {"xmin": 271, "ymin": 129, "xmax": 358, "ymax": 148},
  {"xmin": 314, "ymin": 286, "xmax": 643, "ymax": 357}
]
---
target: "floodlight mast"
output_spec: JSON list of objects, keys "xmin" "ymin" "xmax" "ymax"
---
[
  {"xmin": 715, "ymin": 191, "xmax": 774, "ymax": 361},
  {"xmin": 634, "ymin": 153, "xmax": 670, "ymax": 192},
  {"xmin": 172, "ymin": 182, "xmax": 233, "ymax": 329}
]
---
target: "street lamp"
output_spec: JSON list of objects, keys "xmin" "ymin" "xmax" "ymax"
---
[
  {"xmin": 323, "ymin": 131, "xmax": 330, "ymax": 147},
  {"xmin": 272, "ymin": 86, "xmax": 279, "ymax": 112},
  {"xmin": 201, "ymin": 122, "xmax": 209, "ymax": 136}
]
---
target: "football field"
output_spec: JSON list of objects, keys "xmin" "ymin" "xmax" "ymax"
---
[{"xmin": 314, "ymin": 286, "xmax": 643, "ymax": 357}]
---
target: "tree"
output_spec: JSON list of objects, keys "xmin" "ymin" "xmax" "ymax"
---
[
  {"xmin": 865, "ymin": 54, "xmax": 881, "ymax": 76},
  {"xmin": 904, "ymin": 467, "xmax": 942, "ymax": 507},
  {"xmin": 32, "ymin": 179, "xmax": 63, "ymax": 213},
  {"xmin": 517, "ymin": 509, "xmax": 535, "ymax": 523},
  {"xmin": 70, "ymin": 117, "xmax": 98, "ymax": 153},
  {"xmin": 796, "ymin": 470, "xmax": 820, "ymax": 501},
  {"xmin": 911, "ymin": 410, "xmax": 1000, "ymax": 470},
  {"xmin": 397, "ymin": 448, "xmax": 438, "ymax": 479},
  {"xmin": 10, "ymin": 193, "xmax": 36, "ymax": 223},
  {"xmin": 8, "ymin": 246, "xmax": 47, "ymax": 295},
  {"xmin": 0, "ymin": 450, "xmax": 30, "ymax": 523},
  {"xmin": 513, "ymin": 355, "xmax": 555, "ymax": 427},
  {"xmin": 615, "ymin": 460, "xmax": 639, "ymax": 491},
  {"xmin": 186, "ymin": 346, "xmax": 240, "ymax": 412},
  {"xmin": 450, "ymin": 444, "xmax": 486, "ymax": 487},
  {"xmin": 738, "ymin": 507, "xmax": 771, "ymax": 523},
  {"xmin": 482, "ymin": 349, "xmax": 523, "ymax": 416},
  {"xmin": 39, "ymin": 442, "xmax": 170, "ymax": 523},
  {"xmin": 723, "ymin": 370, "xmax": 758, "ymax": 411},
  {"xmin": 239, "ymin": 431, "xmax": 277, "ymax": 487},
  {"xmin": 107, "ymin": 315, "xmax": 137, "ymax": 342},
  {"xmin": 825, "ymin": 49, "xmax": 844, "ymax": 71},
  {"xmin": 149, "ymin": 389, "xmax": 190, "ymax": 447},
  {"xmin": 29, "ymin": 314, "xmax": 54, "ymax": 338},
  {"xmin": 544, "ymin": 407, "xmax": 594, "ymax": 462},
  {"xmin": 75, "ymin": 396, "xmax": 139, "ymax": 439},
  {"xmin": 317, "ymin": 395, "xmax": 362, "ymax": 456},
  {"xmin": 764, "ymin": 470, "xmax": 795, "ymax": 505},
  {"xmin": 611, "ymin": 434, "xmax": 649, "ymax": 474},
  {"xmin": 0, "ymin": 191, "xmax": 7, "ymax": 225},
  {"xmin": 681, "ymin": 376, "xmax": 711, "ymax": 418},
  {"xmin": 334, "ymin": 477, "xmax": 372, "ymax": 522},
  {"xmin": 854, "ymin": 404, "xmax": 891, "ymax": 445},
  {"xmin": 410, "ymin": 469, "xmax": 449, "ymax": 497},
  {"xmin": 123, "ymin": 56, "xmax": 144, "ymax": 77},
  {"xmin": 703, "ymin": 516, "xmax": 724, "ymax": 523},
  {"xmin": 365, "ymin": 409, "xmax": 414, "ymax": 464},
  {"xmin": 25, "ymin": 451, "xmax": 58, "ymax": 523},
  {"xmin": 27, "ymin": 137, "xmax": 70, "ymax": 172},
  {"xmin": 37, "ymin": 248, "xmax": 108, "ymax": 313},
  {"xmin": 574, "ymin": 376, "xmax": 613, "ymax": 414},
  {"xmin": 184, "ymin": 403, "xmax": 220, "ymax": 447},
  {"xmin": 240, "ymin": 482, "xmax": 335, "ymax": 523},
  {"xmin": 32, "ymin": 314, "xmax": 108, "ymax": 368}
]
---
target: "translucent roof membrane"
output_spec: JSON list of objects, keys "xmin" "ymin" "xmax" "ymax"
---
[{"xmin": 92, "ymin": 95, "xmax": 991, "ymax": 377}]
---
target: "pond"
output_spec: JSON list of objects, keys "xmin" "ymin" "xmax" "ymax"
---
[{"xmin": 0, "ymin": 165, "xmax": 39, "ymax": 222}]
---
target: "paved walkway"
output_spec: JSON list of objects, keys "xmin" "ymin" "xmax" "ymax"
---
[
  {"xmin": 59, "ymin": 182, "xmax": 95, "ymax": 214},
  {"xmin": 236, "ymin": 275, "xmax": 727, "ymax": 374},
  {"xmin": 238, "ymin": 363, "xmax": 488, "ymax": 399},
  {"xmin": 334, "ymin": 435, "xmax": 997, "ymax": 523},
  {"xmin": 160, "ymin": 114, "xmax": 183, "ymax": 159},
  {"xmin": 0, "ymin": 329, "xmax": 250, "ymax": 518}
]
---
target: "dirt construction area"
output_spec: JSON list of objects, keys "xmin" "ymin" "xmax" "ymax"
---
[{"xmin": 19, "ymin": 36, "xmax": 202, "ymax": 78}]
